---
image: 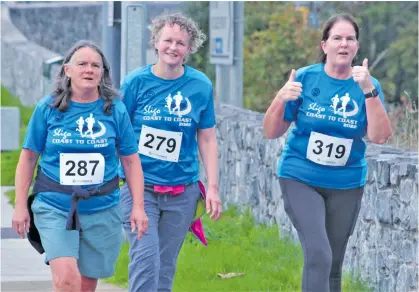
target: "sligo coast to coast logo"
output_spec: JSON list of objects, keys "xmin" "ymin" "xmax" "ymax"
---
[
  {"xmin": 306, "ymin": 92, "xmax": 359, "ymax": 129},
  {"xmin": 76, "ymin": 113, "xmax": 106, "ymax": 139},
  {"xmin": 52, "ymin": 113, "xmax": 108, "ymax": 147},
  {"xmin": 165, "ymin": 91, "xmax": 192, "ymax": 118},
  {"xmin": 329, "ymin": 93, "xmax": 359, "ymax": 118},
  {"xmin": 142, "ymin": 91, "xmax": 193, "ymax": 127}
]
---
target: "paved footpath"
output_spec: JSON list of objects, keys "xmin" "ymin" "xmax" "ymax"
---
[{"xmin": 1, "ymin": 186, "xmax": 127, "ymax": 292}]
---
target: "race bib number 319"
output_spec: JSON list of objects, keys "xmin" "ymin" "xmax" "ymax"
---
[
  {"xmin": 306, "ymin": 132, "xmax": 352, "ymax": 166},
  {"xmin": 60, "ymin": 153, "xmax": 105, "ymax": 185},
  {"xmin": 138, "ymin": 125, "xmax": 182, "ymax": 162}
]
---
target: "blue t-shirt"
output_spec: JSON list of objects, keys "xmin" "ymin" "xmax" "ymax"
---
[
  {"xmin": 119, "ymin": 64, "xmax": 216, "ymax": 185},
  {"xmin": 23, "ymin": 96, "xmax": 138, "ymax": 213},
  {"xmin": 277, "ymin": 63, "xmax": 385, "ymax": 189}
]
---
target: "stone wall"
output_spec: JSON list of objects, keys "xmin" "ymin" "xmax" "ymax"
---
[{"xmin": 200, "ymin": 104, "xmax": 419, "ymax": 292}]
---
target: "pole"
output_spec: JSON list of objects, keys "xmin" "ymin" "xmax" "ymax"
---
[
  {"xmin": 120, "ymin": 2, "xmax": 148, "ymax": 80},
  {"xmin": 216, "ymin": 64, "xmax": 230, "ymax": 112},
  {"xmin": 102, "ymin": 1, "xmax": 121, "ymax": 89},
  {"xmin": 229, "ymin": 1, "xmax": 244, "ymax": 108}
]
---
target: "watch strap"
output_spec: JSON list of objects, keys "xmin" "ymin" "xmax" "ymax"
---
[{"xmin": 365, "ymin": 88, "xmax": 378, "ymax": 99}]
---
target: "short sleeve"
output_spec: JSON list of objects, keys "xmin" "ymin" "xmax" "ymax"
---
[
  {"xmin": 115, "ymin": 103, "xmax": 138, "ymax": 156},
  {"xmin": 283, "ymin": 99, "xmax": 302, "ymax": 122},
  {"xmin": 120, "ymin": 80, "xmax": 137, "ymax": 120},
  {"xmin": 374, "ymin": 79, "xmax": 386, "ymax": 112},
  {"xmin": 198, "ymin": 84, "xmax": 216, "ymax": 129},
  {"xmin": 22, "ymin": 100, "xmax": 49, "ymax": 153}
]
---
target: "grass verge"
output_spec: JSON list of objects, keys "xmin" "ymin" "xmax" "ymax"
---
[{"xmin": 106, "ymin": 208, "xmax": 371, "ymax": 292}]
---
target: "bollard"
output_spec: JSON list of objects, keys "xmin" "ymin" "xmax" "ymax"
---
[{"xmin": 0, "ymin": 106, "xmax": 20, "ymax": 151}]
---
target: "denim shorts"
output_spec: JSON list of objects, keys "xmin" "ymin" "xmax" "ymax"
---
[{"xmin": 31, "ymin": 198, "xmax": 123, "ymax": 279}]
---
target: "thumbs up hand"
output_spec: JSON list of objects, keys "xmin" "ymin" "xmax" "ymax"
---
[
  {"xmin": 352, "ymin": 58, "xmax": 374, "ymax": 92},
  {"xmin": 275, "ymin": 69, "xmax": 303, "ymax": 102}
]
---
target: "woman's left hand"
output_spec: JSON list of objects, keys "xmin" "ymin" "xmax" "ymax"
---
[
  {"xmin": 206, "ymin": 188, "xmax": 222, "ymax": 221},
  {"xmin": 352, "ymin": 58, "xmax": 375, "ymax": 92},
  {"xmin": 131, "ymin": 206, "xmax": 148, "ymax": 240}
]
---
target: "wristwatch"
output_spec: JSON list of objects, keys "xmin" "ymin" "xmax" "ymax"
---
[{"xmin": 365, "ymin": 88, "xmax": 379, "ymax": 99}]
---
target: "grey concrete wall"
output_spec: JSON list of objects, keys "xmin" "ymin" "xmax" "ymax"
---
[
  {"xmin": 6, "ymin": 2, "xmax": 185, "ymax": 58},
  {"xmin": 7, "ymin": 2, "xmax": 103, "ymax": 57},
  {"xmin": 1, "ymin": 2, "xmax": 179, "ymax": 105},
  {"xmin": 1, "ymin": 5, "xmax": 61, "ymax": 106},
  {"xmin": 200, "ymin": 104, "xmax": 418, "ymax": 292}
]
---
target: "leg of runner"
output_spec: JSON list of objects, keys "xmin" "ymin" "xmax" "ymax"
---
[
  {"xmin": 157, "ymin": 183, "xmax": 201, "ymax": 292},
  {"xmin": 121, "ymin": 184, "xmax": 160, "ymax": 292},
  {"xmin": 279, "ymin": 178, "xmax": 332, "ymax": 292},
  {"xmin": 321, "ymin": 186, "xmax": 363, "ymax": 292}
]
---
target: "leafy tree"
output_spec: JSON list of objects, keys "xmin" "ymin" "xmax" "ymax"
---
[
  {"xmin": 182, "ymin": 1, "xmax": 215, "ymax": 83},
  {"xmin": 318, "ymin": 2, "xmax": 418, "ymax": 104},
  {"xmin": 243, "ymin": 3, "xmax": 320, "ymax": 112},
  {"xmin": 183, "ymin": 1, "xmax": 417, "ymax": 110}
]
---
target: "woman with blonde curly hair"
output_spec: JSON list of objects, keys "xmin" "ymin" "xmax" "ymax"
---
[{"xmin": 119, "ymin": 13, "xmax": 222, "ymax": 291}]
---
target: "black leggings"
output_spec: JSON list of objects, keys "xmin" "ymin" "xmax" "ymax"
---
[{"xmin": 279, "ymin": 178, "xmax": 364, "ymax": 292}]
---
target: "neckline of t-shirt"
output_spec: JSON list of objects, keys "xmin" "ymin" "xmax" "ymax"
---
[
  {"xmin": 69, "ymin": 98, "xmax": 102, "ymax": 106},
  {"xmin": 148, "ymin": 64, "xmax": 188, "ymax": 82},
  {"xmin": 320, "ymin": 63, "xmax": 354, "ymax": 85}
]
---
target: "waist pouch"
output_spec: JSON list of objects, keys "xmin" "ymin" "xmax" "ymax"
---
[{"xmin": 27, "ymin": 169, "xmax": 119, "ymax": 254}]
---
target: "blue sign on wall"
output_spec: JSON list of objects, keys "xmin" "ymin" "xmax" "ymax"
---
[{"xmin": 209, "ymin": 1, "xmax": 234, "ymax": 65}]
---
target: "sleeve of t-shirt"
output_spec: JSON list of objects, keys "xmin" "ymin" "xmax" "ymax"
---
[
  {"xmin": 374, "ymin": 79, "xmax": 387, "ymax": 112},
  {"xmin": 198, "ymin": 84, "xmax": 216, "ymax": 129},
  {"xmin": 22, "ymin": 100, "xmax": 49, "ymax": 153},
  {"xmin": 283, "ymin": 69, "xmax": 304, "ymax": 122},
  {"xmin": 120, "ymin": 80, "xmax": 136, "ymax": 121},
  {"xmin": 116, "ymin": 103, "xmax": 139, "ymax": 156}
]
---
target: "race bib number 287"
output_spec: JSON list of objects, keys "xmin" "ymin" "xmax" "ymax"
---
[{"xmin": 60, "ymin": 153, "xmax": 105, "ymax": 185}]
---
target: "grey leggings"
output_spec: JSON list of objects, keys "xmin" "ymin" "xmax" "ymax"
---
[{"xmin": 279, "ymin": 178, "xmax": 364, "ymax": 292}]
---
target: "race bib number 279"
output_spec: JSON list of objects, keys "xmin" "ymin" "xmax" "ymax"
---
[{"xmin": 138, "ymin": 125, "xmax": 182, "ymax": 162}]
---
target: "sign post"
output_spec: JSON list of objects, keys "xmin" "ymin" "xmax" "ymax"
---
[
  {"xmin": 121, "ymin": 2, "xmax": 147, "ymax": 81},
  {"xmin": 209, "ymin": 1, "xmax": 234, "ymax": 65},
  {"xmin": 209, "ymin": 1, "xmax": 243, "ymax": 109},
  {"xmin": 102, "ymin": 1, "xmax": 121, "ymax": 89}
]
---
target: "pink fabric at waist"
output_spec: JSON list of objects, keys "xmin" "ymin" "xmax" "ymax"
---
[{"xmin": 154, "ymin": 185, "xmax": 185, "ymax": 196}]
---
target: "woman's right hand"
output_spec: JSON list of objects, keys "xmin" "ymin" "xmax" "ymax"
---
[
  {"xmin": 130, "ymin": 205, "xmax": 148, "ymax": 240},
  {"xmin": 12, "ymin": 205, "xmax": 30, "ymax": 239},
  {"xmin": 275, "ymin": 69, "xmax": 303, "ymax": 102}
]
